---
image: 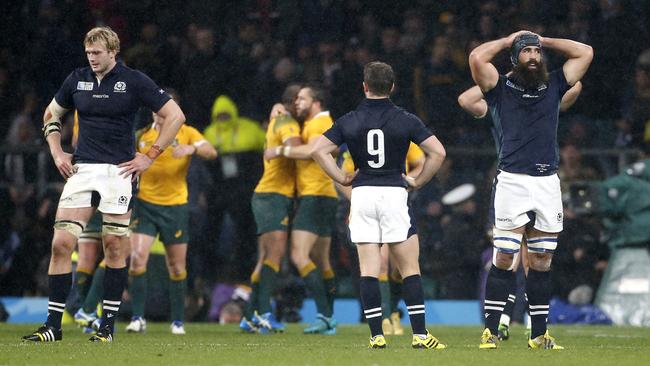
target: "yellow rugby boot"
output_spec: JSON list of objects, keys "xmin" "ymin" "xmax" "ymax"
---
[
  {"xmin": 528, "ymin": 330, "xmax": 564, "ymax": 350},
  {"xmin": 479, "ymin": 328, "xmax": 498, "ymax": 349},
  {"xmin": 369, "ymin": 335, "xmax": 387, "ymax": 349},
  {"xmin": 412, "ymin": 331, "xmax": 446, "ymax": 349}
]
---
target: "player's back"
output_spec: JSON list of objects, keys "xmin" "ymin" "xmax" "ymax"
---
[{"xmin": 331, "ymin": 98, "xmax": 431, "ymax": 188}]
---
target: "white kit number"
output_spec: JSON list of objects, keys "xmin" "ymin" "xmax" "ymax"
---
[{"xmin": 367, "ymin": 129, "xmax": 385, "ymax": 168}]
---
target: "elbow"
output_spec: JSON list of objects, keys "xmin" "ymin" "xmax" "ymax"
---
[
  {"xmin": 177, "ymin": 110, "xmax": 186, "ymax": 125},
  {"xmin": 309, "ymin": 147, "xmax": 319, "ymax": 161},
  {"xmin": 457, "ymin": 94, "xmax": 467, "ymax": 109},
  {"xmin": 468, "ymin": 51, "xmax": 483, "ymax": 71},
  {"xmin": 436, "ymin": 146, "xmax": 447, "ymax": 162}
]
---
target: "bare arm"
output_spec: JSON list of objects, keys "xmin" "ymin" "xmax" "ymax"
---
[
  {"xmin": 194, "ymin": 140, "xmax": 217, "ymax": 159},
  {"xmin": 43, "ymin": 98, "xmax": 74, "ymax": 178},
  {"xmin": 404, "ymin": 135, "xmax": 446, "ymax": 190},
  {"xmin": 457, "ymin": 85, "xmax": 488, "ymax": 118},
  {"xmin": 269, "ymin": 103, "xmax": 287, "ymax": 121},
  {"xmin": 119, "ymin": 99, "xmax": 185, "ymax": 179},
  {"xmin": 469, "ymin": 31, "xmax": 529, "ymax": 92},
  {"xmin": 171, "ymin": 139, "xmax": 217, "ymax": 160},
  {"xmin": 541, "ymin": 37, "xmax": 593, "ymax": 86},
  {"xmin": 559, "ymin": 81, "xmax": 582, "ymax": 112},
  {"xmin": 263, "ymin": 136, "xmax": 302, "ymax": 160},
  {"xmin": 265, "ymin": 136, "xmax": 315, "ymax": 160},
  {"xmin": 153, "ymin": 99, "xmax": 186, "ymax": 150},
  {"xmin": 311, "ymin": 136, "xmax": 356, "ymax": 186}
]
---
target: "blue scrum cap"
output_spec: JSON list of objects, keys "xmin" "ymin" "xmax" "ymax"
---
[{"xmin": 510, "ymin": 32, "xmax": 541, "ymax": 66}]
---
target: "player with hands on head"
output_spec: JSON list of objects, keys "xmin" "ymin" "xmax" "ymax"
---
[{"xmin": 469, "ymin": 29, "xmax": 592, "ymax": 350}]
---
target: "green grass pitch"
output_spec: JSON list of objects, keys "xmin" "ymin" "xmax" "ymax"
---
[{"xmin": 1, "ymin": 323, "xmax": 649, "ymax": 366}]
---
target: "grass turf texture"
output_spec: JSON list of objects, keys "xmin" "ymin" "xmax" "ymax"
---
[{"xmin": 1, "ymin": 324, "xmax": 649, "ymax": 366}]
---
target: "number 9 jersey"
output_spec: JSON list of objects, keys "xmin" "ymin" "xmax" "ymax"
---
[{"xmin": 324, "ymin": 98, "xmax": 432, "ymax": 188}]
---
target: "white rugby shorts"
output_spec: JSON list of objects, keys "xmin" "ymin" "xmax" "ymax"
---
[
  {"xmin": 59, "ymin": 163, "xmax": 134, "ymax": 215},
  {"xmin": 493, "ymin": 170, "xmax": 563, "ymax": 233},
  {"xmin": 349, "ymin": 186, "xmax": 413, "ymax": 244}
]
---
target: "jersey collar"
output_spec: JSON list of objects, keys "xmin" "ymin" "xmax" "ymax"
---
[{"xmin": 312, "ymin": 111, "xmax": 330, "ymax": 119}]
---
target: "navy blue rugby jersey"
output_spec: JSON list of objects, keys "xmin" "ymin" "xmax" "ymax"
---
[
  {"xmin": 55, "ymin": 62, "xmax": 171, "ymax": 165},
  {"xmin": 324, "ymin": 98, "xmax": 432, "ymax": 188},
  {"xmin": 484, "ymin": 69, "xmax": 571, "ymax": 176}
]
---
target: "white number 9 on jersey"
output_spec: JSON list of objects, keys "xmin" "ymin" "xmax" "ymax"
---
[{"xmin": 367, "ymin": 129, "xmax": 385, "ymax": 168}]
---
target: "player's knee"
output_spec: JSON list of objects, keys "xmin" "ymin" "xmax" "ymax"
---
[
  {"xmin": 528, "ymin": 252, "xmax": 553, "ymax": 272},
  {"xmin": 51, "ymin": 237, "xmax": 74, "ymax": 258},
  {"xmin": 167, "ymin": 262, "xmax": 186, "ymax": 278},
  {"xmin": 129, "ymin": 252, "xmax": 147, "ymax": 271},
  {"xmin": 290, "ymin": 248, "xmax": 307, "ymax": 268},
  {"xmin": 102, "ymin": 236, "xmax": 125, "ymax": 260},
  {"xmin": 266, "ymin": 241, "xmax": 286, "ymax": 262},
  {"xmin": 526, "ymin": 235, "xmax": 556, "ymax": 271},
  {"xmin": 493, "ymin": 250, "xmax": 515, "ymax": 270}
]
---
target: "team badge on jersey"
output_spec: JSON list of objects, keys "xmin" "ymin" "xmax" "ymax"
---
[
  {"xmin": 114, "ymin": 81, "xmax": 127, "ymax": 93},
  {"xmin": 77, "ymin": 81, "xmax": 93, "ymax": 91}
]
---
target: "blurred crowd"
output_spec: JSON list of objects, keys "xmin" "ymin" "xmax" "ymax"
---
[{"xmin": 2, "ymin": 0, "xmax": 650, "ymax": 315}]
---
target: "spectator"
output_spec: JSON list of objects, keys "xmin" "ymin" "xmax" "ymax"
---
[{"xmin": 201, "ymin": 95, "xmax": 265, "ymax": 283}]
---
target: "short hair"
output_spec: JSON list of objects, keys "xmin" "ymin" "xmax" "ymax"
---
[
  {"xmin": 84, "ymin": 27, "xmax": 120, "ymax": 54},
  {"xmin": 282, "ymin": 83, "xmax": 302, "ymax": 105},
  {"xmin": 304, "ymin": 84, "xmax": 327, "ymax": 108},
  {"xmin": 364, "ymin": 61, "xmax": 395, "ymax": 96}
]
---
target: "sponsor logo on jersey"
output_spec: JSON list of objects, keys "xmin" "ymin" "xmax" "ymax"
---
[
  {"xmin": 114, "ymin": 81, "xmax": 127, "ymax": 93},
  {"xmin": 77, "ymin": 81, "xmax": 94, "ymax": 91},
  {"xmin": 175, "ymin": 230, "xmax": 183, "ymax": 238}
]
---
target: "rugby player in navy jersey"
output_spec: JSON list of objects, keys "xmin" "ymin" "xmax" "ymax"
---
[
  {"xmin": 457, "ymin": 81, "xmax": 582, "ymax": 342},
  {"xmin": 311, "ymin": 61, "xmax": 447, "ymax": 349},
  {"xmin": 469, "ymin": 31, "xmax": 592, "ymax": 349},
  {"xmin": 22, "ymin": 27, "xmax": 185, "ymax": 343}
]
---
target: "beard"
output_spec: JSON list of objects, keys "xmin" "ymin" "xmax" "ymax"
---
[
  {"xmin": 511, "ymin": 60, "xmax": 549, "ymax": 90},
  {"xmin": 295, "ymin": 108, "xmax": 309, "ymax": 123}
]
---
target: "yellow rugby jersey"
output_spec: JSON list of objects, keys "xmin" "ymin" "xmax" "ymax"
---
[
  {"xmin": 254, "ymin": 114, "xmax": 301, "ymax": 197},
  {"xmin": 296, "ymin": 111, "xmax": 337, "ymax": 198},
  {"xmin": 405, "ymin": 142, "xmax": 425, "ymax": 169},
  {"xmin": 73, "ymin": 111, "xmax": 79, "ymax": 142},
  {"xmin": 137, "ymin": 124, "xmax": 206, "ymax": 205},
  {"xmin": 341, "ymin": 142, "xmax": 423, "ymax": 174}
]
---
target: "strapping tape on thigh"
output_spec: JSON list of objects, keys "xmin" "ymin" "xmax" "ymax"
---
[
  {"xmin": 492, "ymin": 228, "xmax": 523, "ymax": 254},
  {"xmin": 53, "ymin": 220, "xmax": 86, "ymax": 238},
  {"xmin": 102, "ymin": 219, "xmax": 131, "ymax": 237},
  {"xmin": 526, "ymin": 236, "xmax": 557, "ymax": 253}
]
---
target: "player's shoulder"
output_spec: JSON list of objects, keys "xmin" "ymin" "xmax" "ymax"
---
[
  {"xmin": 273, "ymin": 113, "xmax": 298, "ymax": 128},
  {"xmin": 397, "ymin": 107, "xmax": 424, "ymax": 125},
  {"xmin": 116, "ymin": 64, "xmax": 153, "ymax": 83},
  {"xmin": 313, "ymin": 111, "xmax": 333, "ymax": 124},
  {"xmin": 179, "ymin": 123, "xmax": 200, "ymax": 135},
  {"xmin": 333, "ymin": 110, "xmax": 358, "ymax": 128},
  {"xmin": 68, "ymin": 66, "xmax": 92, "ymax": 79}
]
